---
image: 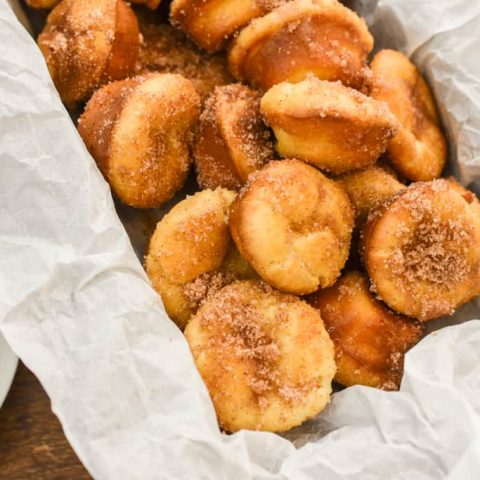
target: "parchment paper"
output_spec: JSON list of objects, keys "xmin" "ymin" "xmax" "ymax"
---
[{"xmin": 1, "ymin": 0, "xmax": 480, "ymax": 478}]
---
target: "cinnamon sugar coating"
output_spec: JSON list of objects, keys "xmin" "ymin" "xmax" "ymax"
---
[
  {"xmin": 228, "ymin": 0, "xmax": 373, "ymax": 91},
  {"xmin": 194, "ymin": 84, "xmax": 275, "ymax": 190},
  {"xmin": 370, "ymin": 49, "xmax": 447, "ymax": 181},
  {"xmin": 38, "ymin": 0, "xmax": 140, "ymax": 105},
  {"xmin": 309, "ymin": 271, "xmax": 424, "ymax": 390},
  {"xmin": 145, "ymin": 189, "xmax": 256, "ymax": 329},
  {"xmin": 337, "ymin": 164, "xmax": 405, "ymax": 226},
  {"xmin": 35, "ymin": 0, "xmax": 475, "ymax": 435},
  {"xmin": 78, "ymin": 73, "xmax": 200, "ymax": 208},
  {"xmin": 135, "ymin": 13, "xmax": 233, "ymax": 101},
  {"xmin": 261, "ymin": 77, "xmax": 399, "ymax": 174},
  {"xmin": 362, "ymin": 180, "xmax": 480, "ymax": 321},
  {"xmin": 229, "ymin": 159, "xmax": 354, "ymax": 294},
  {"xmin": 184, "ymin": 280, "xmax": 336, "ymax": 432},
  {"xmin": 170, "ymin": 0, "xmax": 285, "ymax": 52}
]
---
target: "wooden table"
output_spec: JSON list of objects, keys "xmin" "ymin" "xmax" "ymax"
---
[{"xmin": 0, "ymin": 362, "xmax": 91, "ymax": 479}]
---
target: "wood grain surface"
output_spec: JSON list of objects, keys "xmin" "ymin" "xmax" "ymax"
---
[{"xmin": 0, "ymin": 362, "xmax": 91, "ymax": 479}]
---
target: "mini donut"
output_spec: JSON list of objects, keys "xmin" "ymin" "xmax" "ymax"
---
[
  {"xmin": 229, "ymin": 159, "xmax": 354, "ymax": 295},
  {"xmin": 362, "ymin": 179, "xmax": 480, "ymax": 321},
  {"xmin": 309, "ymin": 271, "xmax": 424, "ymax": 390},
  {"xmin": 170, "ymin": 0, "xmax": 283, "ymax": 52},
  {"xmin": 228, "ymin": 0, "xmax": 373, "ymax": 91},
  {"xmin": 337, "ymin": 164, "xmax": 405, "ymax": 225},
  {"xmin": 194, "ymin": 84, "xmax": 275, "ymax": 190},
  {"xmin": 145, "ymin": 189, "xmax": 256, "ymax": 329},
  {"xmin": 370, "ymin": 49, "xmax": 447, "ymax": 181},
  {"xmin": 78, "ymin": 73, "xmax": 200, "ymax": 208},
  {"xmin": 38, "ymin": 0, "xmax": 140, "ymax": 105},
  {"xmin": 260, "ymin": 77, "xmax": 399, "ymax": 174},
  {"xmin": 135, "ymin": 14, "xmax": 233, "ymax": 101},
  {"xmin": 184, "ymin": 280, "xmax": 336, "ymax": 432}
]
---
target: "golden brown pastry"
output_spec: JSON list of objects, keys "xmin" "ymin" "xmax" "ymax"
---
[
  {"xmin": 26, "ymin": 0, "xmax": 61, "ymax": 9},
  {"xmin": 78, "ymin": 73, "xmax": 200, "ymax": 208},
  {"xmin": 309, "ymin": 271, "xmax": 424, "ymax": 390},
  {"xmin": 38, "ymin": 0, "xmax": 140, "ymax": 105},
  {"xmin": 229, "ymin": 159, "xmax": 354, "ymax": 294},
  {"xmin": 337, "ymin": 164, "xmax": 405, "ymax": 225},
  {"xmin": 184, "ymin": 280, "xmax": 336, "ymax": 432},
  {"xmin": 370, "ymin": 49, "xmax": 447, "ymax": 181},
  {"xmin": 194, "ymin": 84, "xmax": 275, "ymax": 190},
  {"xmin": 362, "ymin": 179, "xmax": 480, "ymax": 321},
  {"xmin": 135, "ymin": 14, "xmax": 233, "ymax": 101},
  {"xmin": 131, "ymin": 0, "xmax": 162, "ymax": 9},
  {"xmin": 229, "ymin": 0, "xmax": 373, "ymax": 91},
  {"xmin": 145, "ymin": 189, "xmax": 256, "ymax": 329},
  {"xmin": 170, "ymin": 0, "xmax": 283, "ymax": 52},
  {"xmin": 261, "ymin": 77, "xmax": 399, "ymax": 174}
]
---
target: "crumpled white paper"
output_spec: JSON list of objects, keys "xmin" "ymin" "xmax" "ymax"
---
[{"xmin": 1, "ymin": 0, "xmax": 480, "ymax": 478}]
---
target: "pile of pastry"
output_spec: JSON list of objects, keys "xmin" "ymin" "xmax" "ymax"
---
[{"xmin": 32, "ymin": 0, "xmax": 480, "ymax": 433}]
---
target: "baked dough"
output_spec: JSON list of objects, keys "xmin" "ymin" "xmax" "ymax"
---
[
  {"xmin": 38, "ymin": 0, "xmax": 139, "ymax": 105},
  {"xmin": 229, "ymin": 0, "xmax": 373, "ymax": 91},
  {"xmin": 185, "ymin": 280, "xmax": 336, "ymax": 432},
  {"xmin": 229, "ymin": 159, "xmax": 354, "ymax": 294},
  {"xmin": 145, "ymin": 189, "xmax": 256, "ymax": 328},
  {"xmin": 78, "ymin": 73, "xmax": 200, "ymax": 208},
  {"xmin": 170, "ymin": 0, "xmax": 282, "ymax": 52},
  {"xmin": 309, "ymin": 271, "xmax": 423, "ymax": 390},
  {"xmin": 337, "ymin": 164, "xmax": 405, "ymax": 225},
  {"xmin": 370, "ymin": 49, "xmax": 447, "ymax": 181},
  {"xmin": 362, "ymin": 179, "xmax": 480, "ymax": 320},
  {"xmin": 261, "ymin": 77, "xmax": 398, "ymax": 174},
  {"xmin": 194, "ymin": 84, "xmax": 274, "ymax": 190}
]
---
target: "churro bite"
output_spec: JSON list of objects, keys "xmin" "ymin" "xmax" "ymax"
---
[
  {"xmin": 38, "ymin": 0, "xmax": 140, "ymax": 105},
  {"xmin": 229, "ymin": 0, "xmax": 373, "ymax": 91},
  {"xmin": 261, "ymin": 77, "xmax": 399, "ymax": 174},
  {"xmin": 362, "ymin": 180, "xmax": 480, "ymax": 321},
  {"xmin": 194, "ymin": 84, "xmax": 275, "ymax": 190},
  {"xmin": 170, "ymin": 0, "xmax": 282, "ymax": 52},
  {"xmin": 370, "ymin": 49, "xmax": 447, "ymax": 181},
  {"xmin": 145, "ymin": 189, "xmax": 256, "ymax": 329},
  {"xmin": 78, "ymin": 73, "xmax": 200, "ymax": 208},
  {"xmin": 184, "ymin": 280, "xmax": 336, "ymax": 432},
  {"xmin": 229, "ymin": 159, "xmax": 354, "ymax": 295},
  {"xmin": 135, "ymin": 14, "xmax": 233, "ymax": 101},
  {"xmin": 337, "ymin": 164, "xmax": 405, "ymax": 225},
  {"xmin": 309, "ymin": 271, "xmax": 423, "ymax": 390}
]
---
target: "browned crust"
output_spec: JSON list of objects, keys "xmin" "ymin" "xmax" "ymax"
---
[
  {"xmin": 309, "ymin": 271, "xmax": 424, "ymax": 390},
  {"xmin": 229, "ymin": 159, "xmax": 354, "ymax": 294},
  {"xmin": 228, "ymin": 0, "xmax": 374, "ymax": 90},
  {"xmin": 370, "ymin": 49, "xmax": 447, "ymax": 181},
  {"xmin": 38, "ymin": 0, "xmax": 139, "ymax": 105},
  {"xmin": 337, "ymin": 164, "xmax": 405, "ymax": 225},
  {"xmin": 131, "ymin": 0, "xmax": 162, "ymax": 9},
  {"xmin": 361, "ymin": 180, "xmax": 480, "ymax": 320},
  {"xmin": 184, "ymin": 280, "xmax": 336, "ymax": 432},
  {"xmin": 78, "ymin": 77, "xmax": 141, "ymax": 177},
  {"xmin": 78, "ymin": 73, "xmax": 200, "ymax": 208},
  {"xmin": 104, "ymin": 0, "xmax": 140, "ymax": 80},
  {"xmin": 170, "ymin": 0, "xmax": 278, "ymax": 52},
  {"xmin": 194, "ymin": 84, "xmax": 274, "ymax": 190},
  {"xmin": 261, "ymin": 78, "xmax": 399, "ymax": 174}
]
